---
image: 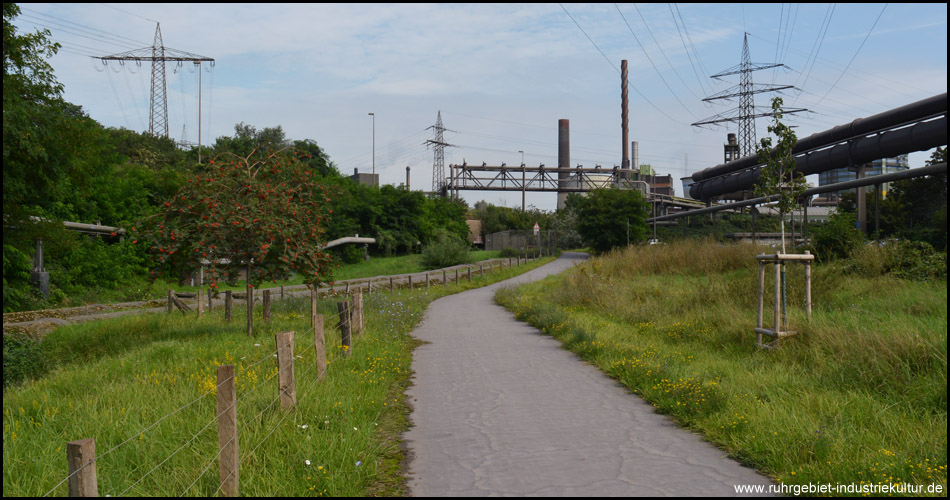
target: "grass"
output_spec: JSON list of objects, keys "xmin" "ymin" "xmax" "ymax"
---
[
  {"xmin": 141, "ymin": 250, "xmax": 502, "ymax": 299},
  {"xmin": 6, "ymin": 250, "xmax": 504, "ymax": 313},
  {"xmin": 2, "ymin": 254, "xmax": 554, "ymax": 497},
  {"xmin": 496, "ymin": 239, "xmax": 946, "ymax": 496}
]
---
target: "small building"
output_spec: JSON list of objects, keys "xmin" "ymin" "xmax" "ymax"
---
[
  {"xmin": 465, "ymin": 218, "xmax": 483, "ymax": 245},
  {"xmin": 349, "ymin": 168, "xmax": 379, "ymax": 188}
]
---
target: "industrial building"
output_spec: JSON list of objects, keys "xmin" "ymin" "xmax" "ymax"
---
[{"xmin": 813, "ymin": 155, "xmax": 909, "ymax": 205}]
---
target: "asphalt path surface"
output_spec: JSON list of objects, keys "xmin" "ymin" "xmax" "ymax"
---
[{"xmin": 403, "ymin": 252, "xmax": 774, "ymax": 496}]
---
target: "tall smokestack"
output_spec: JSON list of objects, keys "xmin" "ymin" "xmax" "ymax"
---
[
  {"xmin": 558, "ymin": 119, "xmax": 570, "ymax": 210},
  {"xmin": 406, "ymin": 166, "xmax": 410, "ymax": 190},
  {"xmin": 632, "ymin": 141, "xmax": 639, "ymax": 173},
  {"xmin": 621, "ymin": 60, "xmax": 629, "ymax": 169}
]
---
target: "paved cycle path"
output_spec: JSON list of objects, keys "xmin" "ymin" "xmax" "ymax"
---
[{"xmin": 403, "ymin": 252, "xmax": 774, "ymax": 496}]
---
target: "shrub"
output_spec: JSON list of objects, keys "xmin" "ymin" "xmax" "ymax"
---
[
  {"xmin": 849, "ymin": 240, "xmax": 947, "ymax": 281},
  {"xmin": 3, "ymin": 244, "xmax": 36, "ymax": 312},
  {"xmin": 499, "ymin": 247, "xmax": 521, "ymax": 258},
  {"xmin": 810, "ymin": 210, "xmax": 864, "ymax": 261},
  {"xmin": 420, "ymin": 231, "xmax": 471, "ymax": 269},
  {"xmin": 2, "ymin": 332, "xmax": 49, "ymax": 388}
]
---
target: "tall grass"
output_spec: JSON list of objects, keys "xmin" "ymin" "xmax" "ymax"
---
[
  {"xmin": 2, "ymin": 256, "xmax": 554, "ymax": 496},
  {"xmin": 497, "ymin": 240, "xmax": 946, "ymax": 495}
]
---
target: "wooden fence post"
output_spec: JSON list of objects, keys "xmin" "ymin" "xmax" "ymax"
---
[
  {"xmin": 345, "ymin": 282, "xmax": 350, "ymax": 294},
  {"xmin": 216, "ymin": 365, "xmax": 238, "ymax": 497},
  {"xmin": 280, "ymin": 284, "xmax": 284, "ymax": 300},
  {"xmin": 426, "ymin": 273, "xmax": 430, "ymax": 289},
  {"xmin": 225, "ymin": 290, "xmax": 233, "ymax": 322},
  {"xmin": 197, "ymin": 291, "xmax": 203, "ymax": 318},
  {"xmin": 246, "ymin": 286, "xmax": 253, "ymax": 337},
  {"xmin": 390, "ymin": 277, "xmax": 394, "ymax": 292},
  {"xmin": 408, "ymin": 275, "xmax": 413, "ymax": 289},
  {"xmin": 263, "ymin": 290, "xmax": 271, "ymax": 322},
  {"xmin": 455, "ymin": 269, "xmax": 459, "ymax": 285},
  {"xmin": 804, "ymin": 251, "xmax": 813, "ymax": 318},
  {"xmin": 351, "ymin": 289, "xmax": 363, "ymax": 336},
  {"xmin": 337, "ymin": 301, "xmax": 351, "ymax": 356},
  {"xmin": 442, "ymin": 270, "xmax": 447, "ymax": 284},
  {"xmin": 275, "ymin": 331, "xmax": 296, "ymax": 409},
  {"xmin": 207, "ymin": 288, "xmax": 213, "ymax": 311},
  {"xmin": 467, "ymin": 267, "xmax": 472, "ymax": 282},
  {"xmin": 167, "ymin": 290, "xmax": 173, "ymax": 314},
  {"xmin": 313, "ymin": 314, "xmax": 326, "ymax": 381},
  {"xmin": 66, "ymin": 438, "xmax": 97, "ymax": 497}
]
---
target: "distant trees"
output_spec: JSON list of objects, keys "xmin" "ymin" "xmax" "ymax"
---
[
  {"xmin": 881, "ymin": 147, "xmax": 947, "ymax": 251},
  {"xmin": 567, "ymin": 188, "xmax": 649, "ymax": 253}
]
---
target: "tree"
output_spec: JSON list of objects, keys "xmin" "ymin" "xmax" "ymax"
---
[
  {"xmin": 881, "ymin": 147, "xmax": 947, "ymax": 250},
  {"xmin": 754, "ymin": 97, "xmax": 807, "ymax": 253},
  {"xmin": 568, "ymin": 188, "xmax": 649, "ymax": 253},
  {"xmin": 137, "ymin": 147, "xmax": 334, "ymax": 335}
]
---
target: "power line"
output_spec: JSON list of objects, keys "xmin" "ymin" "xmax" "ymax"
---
[
  {"xmin": 813, "ymin": 3, "xmax": 888, "ymax": 107},
  {"xmin": 614, "ymin": 4, "xmax": 697, "ymax": 118},
  {"xmin": 673, "ymin": 4, "xmax": 714, "ymax": 84},
  {"xmin": 558, "ymin": 3, "xmax": 689, "ymax": 126},
  {"xmin": 791, "ymin": 3, "xmax": 836, "ymax": 106},
  {"xmin": 559, "ymin": 3, "xmax": 619, "ymax": 73},
  {"xmin": 17, "ymin": 12, "xmax": 145, "ymax": 51}
]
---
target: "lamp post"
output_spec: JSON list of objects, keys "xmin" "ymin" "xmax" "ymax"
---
[
  {"xmin": 368, "ymin": 112, "xmax": 375, "ymax": 186},
  {"xmin": 519, "ymin": 150, "xmax": 525, "ymax": 212}
]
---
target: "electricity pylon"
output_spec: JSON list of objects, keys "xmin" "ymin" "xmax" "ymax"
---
[
  {"xmin": 98, "ymin": 23, "xmax": 214, "ymax": 138},
  {"xmin": 426, "ymin": 111, "xmax": 457, "ymax": 196},
  {"xmin": 692, "ymin": 33, "xmax": 806, "ymax": 157}
]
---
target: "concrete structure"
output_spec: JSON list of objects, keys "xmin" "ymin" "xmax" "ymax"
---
[
  {"xmin": 349, "ymin": 168, "xmax": 379, "ymax": 188},
  {"xmin": 465, "ymin": 219, "xmax": 483, "ymax": 245},
  {"xmin": 680, "ymin": 176, "xmax": 695, "ymax": 200}
]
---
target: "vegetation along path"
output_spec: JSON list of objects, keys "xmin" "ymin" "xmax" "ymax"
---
[{"xmin": 403, "ymin": 252, "xmax": 774, "ymax": 496}]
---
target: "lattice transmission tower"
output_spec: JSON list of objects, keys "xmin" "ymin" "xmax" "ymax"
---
[
  {"xmin": 426, "ymin": 111, "xmax": 457, "ymax": 196},
  {"xmin": 98, "ymin": 23, "xmax": 214, "ymax": 138},
  {"xmin": 692, "ymin": 33, "xmax": 807, "ymax": 157}
]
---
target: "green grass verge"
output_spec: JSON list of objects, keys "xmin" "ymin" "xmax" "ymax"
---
[
  {"xmin": 141, "ymin": 250, "xmax": 503, "ymax": 297},
  {"xmin": 2, "ymin": 255, "xmax": 554, "ymax": 497},
  {"xmin": 495, "ymin": 241, "xmax": 946, "ymax": 496}
]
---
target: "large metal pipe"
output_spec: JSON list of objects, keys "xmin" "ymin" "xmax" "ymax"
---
[
  {"xmin": 690, "ymin": 114, "xmax": 947, "ymax": 200},
  {"xmin": 691, "ymin": 92, "xmax": 947, "ymax": 183},
  {"xmin": 655, "ymin": 162, "xmax": 947, "ymax": 222},
  {"xmin": 621, "ymin": 60, "xmax": 629, "ymax": 169},
  {"xmin": 558, "ymin": 119, "xmax": 570, "ymax": 210}
]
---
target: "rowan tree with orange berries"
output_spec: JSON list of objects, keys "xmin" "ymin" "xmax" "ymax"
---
[{"xmin": 135, "ymin": 147, "xmax": 335, "ymax": 335}]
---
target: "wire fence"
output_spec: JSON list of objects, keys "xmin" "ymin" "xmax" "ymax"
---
[
  {"xmin": 41, "ymin": 290, "xmax": 349, "ymax": 497},
  {"xmin": 38, "ymin": 254, "xmax": 546, "ymax": 497}
]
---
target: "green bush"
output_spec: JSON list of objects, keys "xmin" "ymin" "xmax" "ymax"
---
[
  {"xmin": 810, "ymin": 210, "xmax": 864, "ymax": 261},
  {"xmin": 2, "ymin": 332, "xmax": 49, "ymax": 389},
  {"xmin": 420, "ymin": 231, "xmax": 472, "ymax": 269},
  {"xmin": 849, "ymin": 240, "xmax": 947, "ymax": 281},
  {"xmin": 499, "ymin": 247, "xmax": 521, "ymax": 258},
  {"xmin": 3, "ymin": 244, "xmax": 36, "ymax": 312}
]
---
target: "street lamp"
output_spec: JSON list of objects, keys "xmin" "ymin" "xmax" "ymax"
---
[
  {"xmin": 519, "ymin": 150, "xmax": 525, "ymax": 212},
  {"xmin": 368, "ymin": 112, "xmax": 375, "ymax": 186}
]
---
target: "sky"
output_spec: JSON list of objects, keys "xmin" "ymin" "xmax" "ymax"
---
[{"xmin": 11, "ymin": 3, "xmax": 948, "ymax": 212}]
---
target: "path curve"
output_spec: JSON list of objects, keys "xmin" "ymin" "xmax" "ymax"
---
[{"xmin": 403, "ymin": 252, "xmax": 774, "ymax": 496}]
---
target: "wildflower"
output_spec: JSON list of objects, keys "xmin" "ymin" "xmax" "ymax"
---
[
  {"xmin": 305, "ymin": 460, "xmax": 311, "ymax": 466},
  {"xmin": 356, "ymin": 461, "xmax": 362, "ymax": 467}
]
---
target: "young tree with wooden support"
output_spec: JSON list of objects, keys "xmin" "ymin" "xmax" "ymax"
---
[{"xmin": 752, "ymin": 97, "xmax": 812, "ymax": 348}]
